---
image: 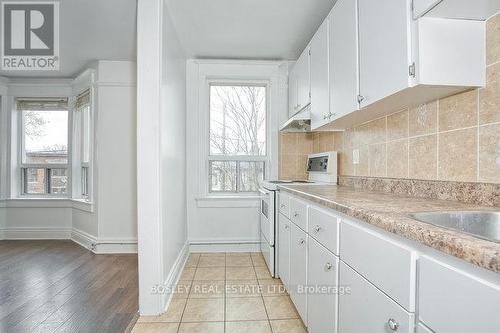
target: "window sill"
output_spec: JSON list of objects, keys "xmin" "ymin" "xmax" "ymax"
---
[
  {"xmin": 196, "ymin": 196, "xmax": 261, "ymax": 208},
  {"xmin": 0, "ymin": 198, "xmax": 94, "ymax": 212}
]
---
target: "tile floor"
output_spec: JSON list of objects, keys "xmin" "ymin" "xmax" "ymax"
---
[{"xmin": 131, "ymin": 252, "xmax": 308, "ymax": 333}]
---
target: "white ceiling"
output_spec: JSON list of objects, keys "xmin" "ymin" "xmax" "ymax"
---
[
  {"xmin": 165, "ymin": 0, "xmax": 336, "ymax": 60},
  {"xmin": 0, "ymin": 0, "xmax": 137, "ymax": 78}
]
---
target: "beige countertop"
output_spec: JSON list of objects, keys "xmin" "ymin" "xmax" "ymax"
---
[{"xmin": 278, "ymin": 184, "xmax": 500, "ymax": 274}]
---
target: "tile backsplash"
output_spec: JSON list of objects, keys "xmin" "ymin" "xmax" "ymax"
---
[{"xmin": 279, "ymin": 12, "xmax": 500, "ymax": 184}]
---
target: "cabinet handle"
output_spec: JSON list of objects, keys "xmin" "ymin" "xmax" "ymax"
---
[
  {"xmin": 387, "ymin": 318, "xmax": 399, "ymax": 331},
  {"xmin": 313, "ymin": 225, "xmax": 321, "ymax": 233},
  {"xmin": 280, "ymin": 204, "xmax": 285, "ymax": 208},
  {"xmin": 323, "ymin": 114, "xmax": 328, "ymax": 120},
  {"xmin": 284, "ymin": 225, "xmax": 289, "ymax": 230},
  {"xmin": 298, "ymin": 238, "xmax": 305, "ymax": 245},
  {"xmin": 293, "ymin": 212, "xmax": 299, "ymax": 218},
  {"xmin": 325, "ymin": 262, "xmax": 333, "ymax": 270}
]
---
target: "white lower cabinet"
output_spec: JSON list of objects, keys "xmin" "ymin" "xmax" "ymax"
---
[
  {"xmin": 417, "ymin": 323, "xmax": 434, "ymax": 333},
  {"xmin": 418, "ymin": 255, "xmax": 500, "ymax": 333},
  {"xmin": 307, "ymin": 236, "xmax": 339, "ymax": 333},
  {"xmin": 339, "ymin": 262, "xmax": 415, "ymax": 333},
  {"xmin": 278, "ymin": 213, "xmax": 291, "ymax": 288},
  {"xmin": 290, "ymin": 222, "xmax": 308, "ymax": 324}
]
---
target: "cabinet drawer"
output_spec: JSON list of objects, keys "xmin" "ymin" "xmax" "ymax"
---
[
  {"xmin": 418, "ymin": 256, "xmax": 500, "ymax": 333},
  {"xmin": 308, "ymin": 237, "xmax": 338, "ymax": 333},
  {"xmin": 289, "ymin": 197, "xmax": 307, "ymax": 230},
  {"xmin": 340, "ymin": 221, "xmax": 417, "ymax": 311},
  {"xmin": 278, "ymin": 192, "xmax": 290, "ymax": 218},
  {"xmin": 339, "ymin": 262, "xmax": 414, "ymax": 333},
  {"xmin": 308, "ymin": 205, "xmax": 339, "ymax": 255}
]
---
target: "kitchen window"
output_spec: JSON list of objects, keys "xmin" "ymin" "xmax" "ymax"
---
[
  {"xmin": 208, "ymin": 84, "xmax": 267, "ymax": 193},
  {"xmin": 18, "ymin": 98, "xmax": 69, "ymax": 195}
]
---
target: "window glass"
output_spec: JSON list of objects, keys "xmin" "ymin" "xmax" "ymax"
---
[
  {"xmin": 50, "ymin": 168, "xmax": 68, "ymax": 194},
  {"xmin": 24, "ymin": 168, "xmax": 46, "ymax": 194},
  {"xmin": 209, "ymin": 85, "xmax": 266, "ymax": 156},
  {"xmin": 23, "ymin": 110, "xmax": 68, "ymax": 164},
  {"xmin": 209, "ymin": 161, "xmax": 237, "ymax": 192}
]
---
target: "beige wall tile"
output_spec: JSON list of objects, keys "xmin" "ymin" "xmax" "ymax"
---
[
  {"xmin": 478, "ymin": 123, "xmax": 500, "ymax": 183},
  {"xmin": 387, "ymin": 109, "xmax": 409, "ymax": 141},
  {"xmin": 409, "ymin": 135, "xmax": 437, "ymax": 180},
  {"xmin": 369, "ymin": 143, "xmax": 387, "ymax": 177},
  {"xmin": 355, "ymin": 146, "xmax": 369, "ymax": 177},
  {"xmin": 438, "ymin": 128, "xmax": 477, "ymax": 182},
  {"xmin": 343, "ymin": 129, "xmax": 357, "ymax": 149},
  {"xmin": 279, "ymin": 154, "xmax": 298, "ymax": 180},
  {"xmin": 297, "ymin": 133, "xmax": 313, "ymax": 154},
  {"xmin": 296, "ymin": 155, "xmax": 308, "ymax": 180},
  {"xmin": 339, "ymin": 149, "xmax": 354, "ymax": 176},
  {"xmin": 279, "ymin": 133, "xmax": 298, "ymax": 155},
  {"xmin": 409, "ymin": 101, "xmax": 437, "ymax": 137},
  {"xmin": 479, "ymin": 62, "xmax": 500, "ymax": 125},
  {"xmin": 439, "ymin": 90, "xmax": 478, "ymax": 131},
  {"xmin": 312, "ymin": 132, "xmax": 321, "ymax": 153},
  {"xmin": 387, "ymin": 139, "xmax": 409, "ymax": 178},
  {"xmin": 486, "ymin": 12, "xmax": 500, "ymax": 66},
  {"xmin": 318, "ymin": 132, "xmax": 335, "ymax": 152},
  {"xmin": 333, "ymin": 132, "xmax": 343, "ymax": 151},
  {"xmin": 356, "ymin": 117, "xmax": 386, "ymax": 146}
]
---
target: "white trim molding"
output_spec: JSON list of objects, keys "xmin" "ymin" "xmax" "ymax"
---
[
  {"xmin": 71, "ymin": 228, "xmax": 138, "ymax": 254},
  {"xmin": 3, "ymin": 227, "xmax": 72, "ymax": 239},
  {"xmin": 161, "ymin": 241, "xmax": 190, "ymax": 310},
  {"xmin": 189, "ymin": 239, "xmax": 260, "ymax": 253}
]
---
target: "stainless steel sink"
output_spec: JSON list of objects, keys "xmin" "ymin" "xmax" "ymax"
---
[{"xmin": 409, "ymin": 211, "xmax": 500, "ymax": 243}]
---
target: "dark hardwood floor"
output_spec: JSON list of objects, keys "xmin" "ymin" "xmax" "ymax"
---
[{"xmin": 0, "ymin": 240, "xmax": 138, "ymax": 333}]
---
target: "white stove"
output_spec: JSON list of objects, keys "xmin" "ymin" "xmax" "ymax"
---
[{"xmin": 258, "ymin": 151, "xmax": 338, "ymax": 277}]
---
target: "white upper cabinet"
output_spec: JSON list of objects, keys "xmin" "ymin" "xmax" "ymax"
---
[
  {"xmin": 329, "ymin": 0, "xmax": 359, "ymax": 123},
  {"xmin": 296, "ymin": 47, "xmax": 311, "ymax": 112},
  {"xmin": 358, "ymin": 0, "xmax": 411, "ymax": 109},
  {"xmin": 288, "ymin": 46, "xmax": 310, "ymax": 117},
  {"xmin": 310, "ymin": 19, "xmax": 330, "ymax": 130},
  {"xmin": 288, "ymin": 65, "xmax": 298, "ymax": 117}
]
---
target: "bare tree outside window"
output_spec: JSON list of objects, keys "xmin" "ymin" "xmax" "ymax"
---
[{"xmin": 209, "ymin": 85, "xmax": 266, "ymax": 193}]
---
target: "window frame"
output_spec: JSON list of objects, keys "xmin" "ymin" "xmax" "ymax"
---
[
  {"xmin": 74, "ymin": 89, "xmax": 92, "ymax": 200},
  {"xmin": 17, "ymin": 99, "xmax": 71, "ymax": 197},
  {"xmin": 206, "ymin": 80, "xmax": 269, "ymax": 196}
]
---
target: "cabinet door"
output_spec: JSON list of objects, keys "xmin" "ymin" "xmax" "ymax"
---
[
  {"xmin": 288, "ymin": 66, "xmax": 299, "ymax": 117},
  {"xmin": 339, "ymin": 262, "xmax": 414, "ymax": 333},
  {"xmin": 310, "ymin": 19, "xmax": 330, "ymax": 130},
  {"xmin": 358, "ymin": 0, "xmax": 411, "ymax": 108},
  {"xmin": 278, "ymin": 214, "xmax": 291, "ymax": 288},
  {"xmin": 290, "ymin": 223, "xmax": 308, "ymax": 323},
  {"xmin": 296, "ymin": 46, "xmax": 310, "ymax": 112},
  {"xmin": 329, "ymin": 0, "xmax": 359, "ymax": 120},
  {"xmin": 307, "ymin": 237, "xmax": 338, "ymax": 333}
]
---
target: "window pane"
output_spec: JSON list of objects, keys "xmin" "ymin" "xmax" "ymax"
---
[
  {"xmin": 239, "ymin": 161, "xmax": 265, "ymax": 192},
  {"xmin": 50, "ymin": 169, "xmax": 68, "ymax": 194},
  {"xmin": 210, "ymin": 85, "xmax": 266, "ymax": 156},
  {"xmin": 24, "ymin": 168, "xmax": 46, "ymax": 194},
  {"xmin": 82, "ymin": 166, "xmax": 89, "ymax": 196},
  {"xmin": 23, "ymin": 110, "xmax": 68, "ymax": 164},
  {"xmin": 209, "ymin": 161, "xmax": 237, "ymax": 192},
  {"xmin": 81, "ymin": 105, "xmax": 91, "ymax": 163}
]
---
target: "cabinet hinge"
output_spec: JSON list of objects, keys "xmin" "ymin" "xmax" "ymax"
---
[{"xmin": 409, "ymin": 62, "xmax": 416, "ymax": 78}]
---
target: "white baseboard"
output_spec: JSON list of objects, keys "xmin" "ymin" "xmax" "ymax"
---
[
  {"xmin": 189, "ymin": 239, "xmax": 260, "ymax": 253},
  {"xmin": 3, "ymin": 227, "xmax": 72, "ymax": 239},
  {"xmin": 162, "ymin": 241, "xmax": 189, "ymax": 311},
  {"xmin": 71, "ymin": 228, "xmax": 138, "ymax": 254}
]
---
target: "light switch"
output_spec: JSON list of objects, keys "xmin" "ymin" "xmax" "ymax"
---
[{"xmin": 353, "ymin": 149, "xmax": 360, "ymax": 165}]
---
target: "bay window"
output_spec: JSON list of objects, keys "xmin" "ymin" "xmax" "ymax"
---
[
  {"xmin": 75, "ymin": 89, "xmax": 91, "ymax": 198},
  {"xmin": 18, "ymin": 98, "xmax": 69, "ymax": 195},
  {"xmin": 208, "ymin": 84, "xmax": 267, "ymax": 194}
]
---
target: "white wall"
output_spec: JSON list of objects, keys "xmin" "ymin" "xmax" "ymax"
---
[
  {"xmin": 161, "ymin": 1, "xmax": 188, "ymax": 282},
  {"xmin": 185, "ymin": 60, "xmax": 288, "ymax": 251},
  {"xmin": 137, "ymin": 0, "xmax": 189, "ymax": 315}
]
